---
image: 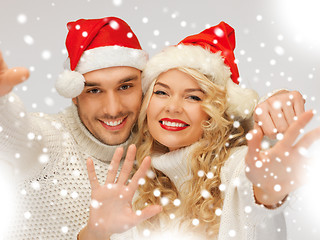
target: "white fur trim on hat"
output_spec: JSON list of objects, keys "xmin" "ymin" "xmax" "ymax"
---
[
  {"xmin": 225, "ymin": 79, "xmax": 259, "ymax": 119},
  {"xmin": 76, "ymin": 46, "xmax": 148, "ymax": 74},
  {"xmin": 142, "ymin": 45, "xmax": 231, "ymax": 93},
  {"xmin": 142, "ymin": 44, "xmax": 259, "ymax": 119},
  {"xmin": 55, "ymin": 70, "xmax": 85, "ymax": 98}
]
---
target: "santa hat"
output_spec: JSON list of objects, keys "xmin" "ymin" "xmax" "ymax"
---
[
  {"xmin": 142, "ymin": 21, "xmax": 259, "ymax": 119},
  {"xmin": 55, "ymin": 16, "xmax": 148, "ymax": 98}
]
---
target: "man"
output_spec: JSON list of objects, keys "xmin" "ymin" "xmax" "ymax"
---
[
  {"xmin": 0, "ymin": 16, "xmax": 148, "ymax": 239},
  {"xmin": 0, "ymin": 16, "xmax": 305, "ymax": 239}
]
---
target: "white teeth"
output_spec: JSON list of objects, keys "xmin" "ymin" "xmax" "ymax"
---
[
  {"xmin": 104, "ymin": 119, "xmax": 123, "ymax": 127},
  {"xmin": 161, "ymin": 121, "xmax": 187, "ymax": 127}
]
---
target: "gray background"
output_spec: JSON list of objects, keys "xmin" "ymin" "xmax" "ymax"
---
[{"xmin": 1, "ymin": 0, "xmax": 319, "ymax": 239}]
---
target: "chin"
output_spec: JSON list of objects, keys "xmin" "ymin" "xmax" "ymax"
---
[{"xmin": 104, "ymin": 134, "xmax": 131, "ymax": 146}]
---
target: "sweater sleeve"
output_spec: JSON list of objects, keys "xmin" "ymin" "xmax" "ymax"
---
[
  {"xmin": 218, "ymin": 146, "xmax": 288, "ymax": 240},
  {"xmin": 0, "ymin": 92, "xmax": 45, "ymax": 180},
  {"xmin": 110, "ymin": 227, "xmax": 136, "ymax": 240}
]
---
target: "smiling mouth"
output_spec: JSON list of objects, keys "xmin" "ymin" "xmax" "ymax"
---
[
  {"xmin": 100, "ymin": 116, "xmax": 128, "ymax": 130},
  {"xmin": 159, "ymin": 118, "xmax": 189, "ymax": 131},
  {"xmin": 159, "ymin": 120, "xmax": 189, "ymax": 128},
  {"xmin": 103, "ymin": 118, "xmax": 125, "ymax": 127}
]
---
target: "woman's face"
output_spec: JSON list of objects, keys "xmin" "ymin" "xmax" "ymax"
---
[{"xmin": 147, "ymin": 69, "xmax": 209, "ymax": 151}]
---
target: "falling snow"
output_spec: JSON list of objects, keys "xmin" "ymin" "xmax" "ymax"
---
[
  {"xmin": 24, "ymin": 35, "xmax": 34, "ymax": 45},
  {"xmin": 17, "ymin": 14, "xmax": 27, "ymax": 24},
  {"xmin": 0, "ymin": 1, "xmax": 319, "ymax": 240}
]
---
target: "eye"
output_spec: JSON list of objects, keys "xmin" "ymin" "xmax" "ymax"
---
[
  {"xmin": 153, "ymin": 90, "xmax": 167, "ymax": 96},
  {"xmin": 119, "ymin": 84, "xmax": 132, "ymax": 91},
  {"xmin": 187, "ymin": 95, "xmax": 202, "ymax": 101},
  {"xmin": 87, "ymin": 88, "xmax": 101, "ymax": 94}
]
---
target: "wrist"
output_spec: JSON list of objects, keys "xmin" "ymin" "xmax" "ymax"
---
[
  {"xmin": 78, "ymin": 225, "xmax": 111, "ymax": 240},
  {"xmin": 253, "ymin": 185, "xmax": 288, "ymax": 209}
]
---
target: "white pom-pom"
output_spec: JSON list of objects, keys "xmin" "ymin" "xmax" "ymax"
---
[
  {"xmin": 55, "ymin": 70, "xmax": 85, "ymax": 98},
  {"xmin": 226, "ymin": 79, "xmax": 259, "ymax": 119}
]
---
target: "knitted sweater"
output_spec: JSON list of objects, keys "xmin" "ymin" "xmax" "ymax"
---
[
  {"xmin": 0, "ymin": 93, "xmax": 130, "ymax": 240},
  {"xmin": 111, "ymin": 145, "xmax": 288, "ymax": 240}
]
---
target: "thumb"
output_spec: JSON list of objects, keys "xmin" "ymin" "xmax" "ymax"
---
[
  {"xmin": 135, "ymin": 205, "xmax": 162, "ymax": 224},
  {"xmin": 5, "ymin": 67, "xmax": 30, "ymax": 85},
  {"xmin": 0, "ymin": 67, "xmax": 29, "ymax": 96}
]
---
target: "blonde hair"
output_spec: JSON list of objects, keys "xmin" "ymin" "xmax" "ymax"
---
[{"xmin": 133, "ymin": 67, "xmax": 249, "ymax": 238}]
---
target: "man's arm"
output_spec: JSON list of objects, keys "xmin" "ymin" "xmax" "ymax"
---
[{"xmin": 0, "ymin": 51, "xmax": 44, "ymax": 177}]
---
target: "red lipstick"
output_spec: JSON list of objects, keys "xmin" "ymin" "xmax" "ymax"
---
[{"xmin": 159, "ymin": 118, "xmax": 189, "ymax": 131}]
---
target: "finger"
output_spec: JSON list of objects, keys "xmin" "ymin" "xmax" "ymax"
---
[
  {"xmin": 128, "ymin": 156, "xmax": 151, "ymax": 198},
  {"xmin": 269, "ymin": 108, "xmax": 289, "ymax": 134},
  {"xmin": 294, "ymin": 126, "xmax": 320, "ymax": 150},
  {"xmin": 255, "ymin": 113, "xmax": 277, "ymax": 139},
  {"xmin": 281, "ymin": 110, "xmax": 314, "ymax": 147},
  {"xmin": 245, "ymin": 126, "xmax": 264, "ymax": 167},
  {"xmin": 86, "ymin": 158, "xmax": 100, "ymax": 190},
  {"xmin": 293, "ymin": 97, "xmax": 305, "ymax": 116},
  {"xmin": 116, "ymin": 144, "xmax": 136, "ymax": 185},
  {"xmin": 105, "ymin": 147, "xmax": 124, "ymax": 183},
  {"xmin": 134, "ymin": 205, "xmax": 162, "ymax": 225},
  {"xmin": 0, "ymin": 51, "xmax": 8, "ymax": 72},
  {"xmin": 282, "ymin": 104, "xmax": 296, "ymax": 125},
  {"xmin": 5, "ymin": 67, "xmax": 29, "ymax": 83}
]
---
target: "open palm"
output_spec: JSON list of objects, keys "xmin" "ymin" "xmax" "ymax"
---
[
  {"xmin": 246, "ymin": 110, "xmax": 320, "ymax": 206},
  {"xmin": 83, "ymin": 144, "xmax": 162, "ymax": 239}
]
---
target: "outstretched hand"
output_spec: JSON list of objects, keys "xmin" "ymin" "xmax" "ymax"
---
[
  {"xmin": 254, "ymin": 90, "xmax": 305, "ymax": 139},
  {"xmin": 79, "ymin": 144, "xmax": 162, "ymax": 240},
  {"xmin": 246, "ymin": 110, "xmax": 320, "ymax": 207},
  {"xmin": 0, "ymin": 51, "xmax": 29, "ymax": 96}
]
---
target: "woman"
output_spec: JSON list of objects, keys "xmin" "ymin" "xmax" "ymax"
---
[
  {"xmin": 131, "ymin": 21, "xmax": 280, "ymax": 239},
  {"xmin": 79, "ymin": 22, "xmax": 319, "ymax": 240}
]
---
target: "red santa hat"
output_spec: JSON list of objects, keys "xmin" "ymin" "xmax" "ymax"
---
[
  {"xmin": 55, "ymin": 16, "xmax": 148, "ymax": 98},
  {"xmin": 142, "ymin": 21, "xmax": 259, "ymax": 119}
]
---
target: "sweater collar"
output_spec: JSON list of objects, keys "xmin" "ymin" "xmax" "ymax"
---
[
  {"xmin": 62, "ymin": 104, "xmax": 132, "ymax": 163},
  {"xmin": 151, "ymin": 146, "xmax": 193, "ymax": 193}
]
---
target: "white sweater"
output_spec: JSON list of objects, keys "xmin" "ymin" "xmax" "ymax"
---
[
  {"xmin": 111, "ymin": 145, "xmax": 288, "ymax": 240},
  {"xmin": 0, "ymin": 93, "xmax": 129, "ymax": 240}
]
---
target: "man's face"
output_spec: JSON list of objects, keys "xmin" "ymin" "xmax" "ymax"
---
[{"xmin": 73, "ymin": 66, "xmax": 142, "ymax": 145}]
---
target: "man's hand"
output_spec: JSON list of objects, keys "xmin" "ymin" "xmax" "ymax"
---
[
  {"xmin": 79, "ymin": 144, "xmax": 162, "ymax": 240},
  {"xmin": 246, "ymin": 110, "xmax": 320, "ymax": 207},
  {"xmin": 0, "ymin": 51, "xmax": 29, "ymax": 96},
  {"xmin": 254, "ymin": 90, "xmax": 305, "ymax": 139}
]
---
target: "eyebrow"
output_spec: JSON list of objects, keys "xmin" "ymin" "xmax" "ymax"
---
[
  {"xmin": 154, "ymin": 82, "xmax": 204, "ymax": 93},
  {"xmin": 85, "ymin": 75, "xmax": 139, "ymax": 87}
]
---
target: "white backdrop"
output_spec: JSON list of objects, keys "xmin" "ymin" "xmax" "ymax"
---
[{"xmin": 1, "ymin": 0, "xmax": 319, "ymax": 239}]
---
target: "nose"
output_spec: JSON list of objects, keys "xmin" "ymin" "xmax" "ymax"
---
[
  {"xmin": 165, "ymin": 96, "xmax": 183, "ymax": 114},
  {"xmin": 102, "ymin": 91, "xmax": 123, "ymax": 117}
]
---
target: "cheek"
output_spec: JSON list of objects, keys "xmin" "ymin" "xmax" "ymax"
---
[
  {"xmin": 190, "ymin": 105, "xmax": 208, "ymax": 122},
  {"xmin": 191, "ymin": 107, "xmax": 208, "ymax": 133},
  {"xmin": 77, "ymin": 97, "xmax": 102, "ymax": 119},
  {"xmin": 124, "ymin": 92, "xmax": 142, "ymax": 112},
  {"xmin": 146, "ymin": 107, "xmax": 154, "ymax": 128},
  {"xmin": 146, "ymin": 98, "xmax": 160, "ymax": 122}
]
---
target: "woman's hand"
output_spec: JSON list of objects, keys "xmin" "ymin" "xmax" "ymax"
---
[
  {"xmin": 246, "ymin": 110, "xmax": 320, "ymax": 207},
  {"xmin": 79, "ymin": 144, "xmax": 162, "ymax": 240},
  {"xmin": 254, "ymin": 90, "xmax": 305, "ymax": 139}
]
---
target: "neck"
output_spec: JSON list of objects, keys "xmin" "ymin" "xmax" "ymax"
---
[{"xmin": 151, "ymin": 146, "xmax": 193, "ymax": 194}]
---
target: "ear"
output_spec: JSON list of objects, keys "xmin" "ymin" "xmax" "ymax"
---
[{"xmin": 72, "ymin": 97, "xmax": 78, "ymax": 106}]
